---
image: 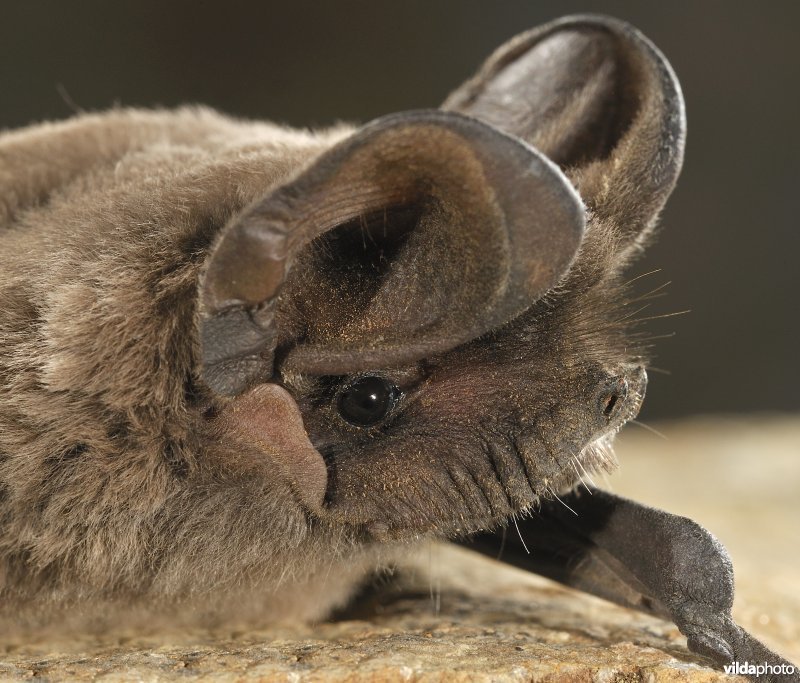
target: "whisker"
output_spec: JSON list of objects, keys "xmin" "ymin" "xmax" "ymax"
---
[
  {"xmin": 612, "ymin": 303, "xmax": 652, "ymax": 324},
  {"xmin": 623, "ymin": 281, "xmax": 672, "ymax": 304},
  {"xmin": 434, "ymin": 567, "xmax": 441, "ymax": 615},
  {"xmin": 571, "ymin": 457, "xmax": 592, "ymax": 494},
  {"xmin": 548, "ymin": 487, "xmax": 579, "ymax": 516},
  {"xmin": 621, "ymin": 268, "xmax": 663, "ymax": 286},
  {"xmin": 429, "ymin": 541, "xmax": 433, "ymax": 602},
  {"xmin": 630, "ymin": 332, "xmax": 677, "ymax": 343},
  {"xmin": 575, "ymin": 456, "xmax": 599, "ymax": 489},
  {"xmin": 627, "ymin": 309, "xmax": 691, "ymax": 324},
  {"xmin": 425, "ymin": 541, "xmax": 442, "ymax": 614},
  {"xmin": 512, "ymin": 514, "xmax": 530, "ymax": 554},
  {"xmin": 629, "ymin": 419, "xmax": 668, "ymax": 440},
  {"xmin": 359, "ymin": 212, "xmax": 368, "ymax": 250},
  {"xmin": 624, "ymin": 290, "xmax": 671, "ymax": 306}
]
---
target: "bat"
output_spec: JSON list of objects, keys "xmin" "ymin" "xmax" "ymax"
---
[{"xmin": 0, "ymin": 13, "xmax": 795, "ymax": 681}]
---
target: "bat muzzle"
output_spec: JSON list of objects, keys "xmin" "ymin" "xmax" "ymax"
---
[{"xmin": 596, "ymin": 365, "xmax": 647, "ymax": 433}]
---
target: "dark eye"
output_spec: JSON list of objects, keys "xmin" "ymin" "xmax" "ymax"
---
[{"xmin": 337, "ymin": 375, "xmax": 399, "ymax": 427}]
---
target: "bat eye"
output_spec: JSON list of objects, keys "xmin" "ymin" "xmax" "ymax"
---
[{"xmin": 337, "ymin": 375, "xmax": 399, "ymax": 427}]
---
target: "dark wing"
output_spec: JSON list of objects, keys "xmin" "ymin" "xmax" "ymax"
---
[{"xmin": 459, "ymin": 489, "xmax": 798, "ymax": 682}]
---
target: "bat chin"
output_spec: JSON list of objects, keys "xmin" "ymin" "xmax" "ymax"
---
[{"xmin": 512, "ymin": 434, "xmax": 619, "ymax": 522}]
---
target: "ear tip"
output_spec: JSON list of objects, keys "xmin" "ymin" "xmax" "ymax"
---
[
  {"xmin": 445, "ymin": 14, "xmax": 686, "ymax": 233},
  {"xmin": 543, "ymin": 14, "xmax": 687, "ymax": 130},
  {"xmin": 445, "ymin": 13, "xmax": 687, "ymax": 143}
]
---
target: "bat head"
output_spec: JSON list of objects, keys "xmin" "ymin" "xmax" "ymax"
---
[
  {"xmin": 0, "ymin": 15, "xmax": 684, "ymax": 608},
  {"xmin": 200, "ymin": 15, "xmax": 685, "ymax": 537}
]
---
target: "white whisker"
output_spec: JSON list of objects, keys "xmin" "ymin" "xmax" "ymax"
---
[
  {"xmin": 550, "ymin": 488, "xmax": 579, "ymax": 516},
  {"xmin": 575, "ymin": 456, "xmax": 599, "ymax": 488},
  {"xmin": 512, "ymin": 514, "xmax": 530, "ymax": 554},
  {"xmin": 571, "ymin": 457, "xmax": 592, "ymax": 494},
  {"xmin": 629, "ymin": 419, "xmax": 668, "ymax": 440}
]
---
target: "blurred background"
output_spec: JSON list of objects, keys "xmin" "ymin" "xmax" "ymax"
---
[{"xmin": 2, "ymin": 0, "xmax": 798, "ymax": 420}]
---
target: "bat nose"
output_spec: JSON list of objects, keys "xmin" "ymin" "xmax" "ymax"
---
[
  {"xmin": 595, "ymin": 366, "xmax": 646, "ymax": 424},
  {"xmin": 597, "ymin": 377, "xmax": 629, "ymax": 421}
]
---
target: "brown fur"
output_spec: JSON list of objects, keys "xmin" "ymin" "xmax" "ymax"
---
[{"xmin": 0, "ymin": 15, "xmax": 684, "ymax": 629}]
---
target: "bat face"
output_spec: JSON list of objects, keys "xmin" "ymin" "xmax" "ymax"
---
[
  {"xmin": 290, "ymin": 261, "xmax": 649, "ymax": 538},
  {"xmin": 0, "ymin": 15, "xmax": 684, "ymax": 614}
]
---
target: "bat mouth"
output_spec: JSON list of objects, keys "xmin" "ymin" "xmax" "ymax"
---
[
  {"xmin": 552, "ymin": 434, "xmax": 619, "ymax": 498},
  {"xmin": 519, "ymin": 367, "xmax": 647, "ymax": 505},
  {"xmin": 514, "ymin": 435, "xmax": 618, "ymax": 512}
]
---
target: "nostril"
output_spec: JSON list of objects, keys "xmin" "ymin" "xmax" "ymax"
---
[
  {"xmin": 602, "ymin": 393, "xmax": 620, "ymax": 417},
  {"xmin": 598, "ymin": 377, "xmax": 629, "ymax": 421}
]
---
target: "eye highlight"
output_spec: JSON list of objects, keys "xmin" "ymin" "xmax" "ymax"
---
[{"xmin": 337, "ymin": 375, "xmax": 400, "ymax": 427}]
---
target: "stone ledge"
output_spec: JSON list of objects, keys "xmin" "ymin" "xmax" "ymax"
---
[{"xmin": 0, "ymin": 568, "xmax": 742, "ymax": 682}]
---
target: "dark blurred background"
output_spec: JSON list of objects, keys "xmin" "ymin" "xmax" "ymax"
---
[{"xmin": 2, "ymin": 1, "xmax": 798, "ymax": 420}]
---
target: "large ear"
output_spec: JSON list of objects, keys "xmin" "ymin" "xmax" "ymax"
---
[
  {"xmin": 442, "ymin": 15, "xmax": 686, "ymax": 250},
  {"xmin": 199, "ymin": 110, "xmax": 585, "ymax": 395}
]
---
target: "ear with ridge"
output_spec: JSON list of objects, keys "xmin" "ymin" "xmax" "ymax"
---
[
  {"xmin": 199, "ymin": 110, "xmax": 586, "ymax": 396},
  {"xmin": 442, "ymin": 15, "xmax": 686, "ymax": 250}
]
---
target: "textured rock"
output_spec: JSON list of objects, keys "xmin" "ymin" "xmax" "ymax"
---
[{"xmin": 0, "ymin": 417, "xmax": 797, "ymax": 682}]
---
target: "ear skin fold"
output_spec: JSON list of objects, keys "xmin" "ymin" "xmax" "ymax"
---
[
  {"xmin": 443, "ymin": 14, "xmax": 686, "ymax": 251},
  {"xmin": 199, "ymin": 110, "xmax": 585, "ymax": 395}
]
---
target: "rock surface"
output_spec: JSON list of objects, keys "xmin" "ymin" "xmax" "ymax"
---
[{"xmin": 1, "ymin": 417, "xmax": 797, "ymax": 682}]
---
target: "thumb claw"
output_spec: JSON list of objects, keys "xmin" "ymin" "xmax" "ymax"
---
[{"xmin": 686, "ymin": 630, "xmax": 734, "ymax": 665}]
